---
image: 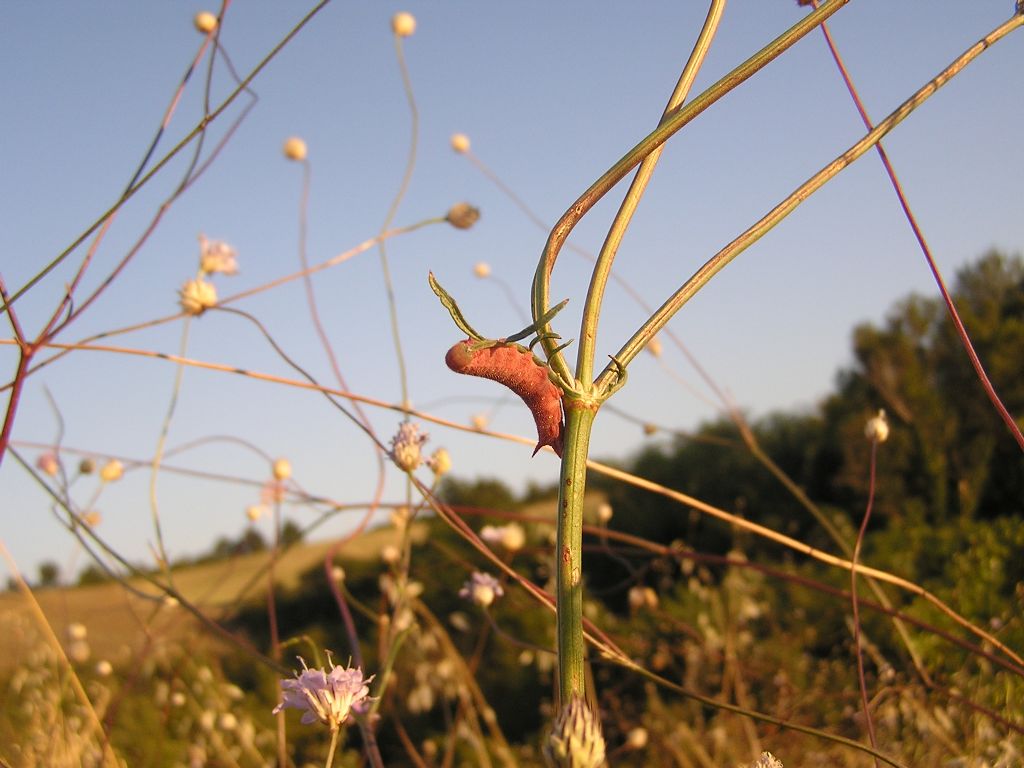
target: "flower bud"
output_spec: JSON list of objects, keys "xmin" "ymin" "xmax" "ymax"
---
[
  {"xmin": 446, "ymin": 202, "xmax": 480, "ymax": 230},
  {"xmin": 865, "ymin": 409, "xmax": 890, "ymax": 443},
  {"xmin": 194, "ymin": 11, "xmax": 218, "ymax": 34},
  {"xmin": 272, "ymin": 458, "xmax": 292, "ymax": 481},
  {"xmin": 646, "ymin": 336, "xmax": 662, "ymax": 358},
  {"xmin": 459, "ymin": 571, "xmax": 504, "ymax": 608},
  {"xmin": 36, "ymin": 453, "xmax": 59, "ymax": 477},
  {"xmin": 389, "ymin": 422, "xmax": 428, "ymax": 472},
  {"xmin": 544, "ymin": 695, "xmax": 606, "ymax": 768},
  {"xmin": 283, "ymin": 136, "xmax": 307, "ymax": 161},
  {"xmin": 99, "ymin": 459, "xmax": 124, "ymax": 483},
  {"xmin": 596, "ymin": 503, "xmax": 613, "ymax": 525},
  {"xmin": 79, "ymin": 458, "xmax": 96, "ymax": 475},
  {"xmin": 625, "ymin": 727, "xmax": 648, "ymax": 749},
  {"xmin": 391, "ymin": 12, "xmax": 416, "ymax": 37},
  {"xmin": 427, "ymin": 447, "xmax": 452, "ymax": 477},
  {"xmin": 450, "ymin": 133, "xmax": 471, "ymax": 154},
  {"xmin": 473, "ymin": 262, "xmax": 492, "ymax": 278},
  {"xmin": 179, "ymin": 278, "xmax": 217, "ymax": 315}
]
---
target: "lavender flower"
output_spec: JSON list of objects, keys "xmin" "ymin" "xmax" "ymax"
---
[
  {"xmin": 389, "ymin": 421, "xmax": 428, "ymax": 472},
  {"xmin": 273, "ymin": 656, "xmax": 373, "ymax": 730},
  {"xmin": 459, "ymin": 571, "xmax": 504, "ymax": 608}
]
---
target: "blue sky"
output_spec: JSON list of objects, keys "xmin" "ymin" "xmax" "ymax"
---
[{"xmin": 2, "ymin": 1, "xmax": 1022, "ymax": 580}]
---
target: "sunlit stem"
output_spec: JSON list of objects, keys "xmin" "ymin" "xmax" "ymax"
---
[
  {"xmin": 532, "ymin": 0, "xmax": 851, "ymax": 385},
  {"xmin": 597, "ymin": 12, "xmax": 1024, "ymax": 390},
  {"xmin": 578, "ymin": 0, "xmax": 725, "ymax": 384},
  {"xmin": 555, "ymin": 399, "xmax": 598, "ymax": 705}
]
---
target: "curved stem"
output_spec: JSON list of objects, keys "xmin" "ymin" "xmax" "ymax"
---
[
  {"xmin": 532, "ymin": 0, "xmax": 851, "ymax": 385},
  {"xmin": 578, "ymin": 0, "xmax": 726, "ymax": 384},
  {"xmin": 597, "ymin": 12, "xmax": 1024, "ymax": 389}
]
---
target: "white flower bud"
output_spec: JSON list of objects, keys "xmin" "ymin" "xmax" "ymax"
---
[
  {"xmin": 179, "ymin": 278, "xmax": 217, "ymax": 315},
  {"xmin": 596, "ymin": 503, "xmax": 613, "ymax": 524},
  {"xmin": 865, "ymin": 409, "xmax": 890, "ymax": 443}
]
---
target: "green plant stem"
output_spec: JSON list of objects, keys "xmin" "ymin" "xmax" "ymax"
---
[
  {"xmin": 578, "ymin": 0, "xmax": 725, "ymax": 384},
  {"xmin": 532, "ymin": 0, "xmax": 851, "ymax": 386},
  {"xmin": 597, "ymin": 11, "xmax": 1024, "ymax": 389},
  {"xmin": 555, "ymin": 398, "xmax": 598, "ymax": 705}
]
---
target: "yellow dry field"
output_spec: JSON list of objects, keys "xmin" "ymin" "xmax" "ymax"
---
[{"xmin": 0, "ymin": 523, "xmax": 426, "ymax": 673}]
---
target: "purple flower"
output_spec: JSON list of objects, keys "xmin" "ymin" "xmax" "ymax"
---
[
  {"xmin": 273, "ymin": 656, "xmax": 373, "ymax": 730},
  {"xmin": 459, "ymin": 571, "xmax": 504, "ymax": 608}
]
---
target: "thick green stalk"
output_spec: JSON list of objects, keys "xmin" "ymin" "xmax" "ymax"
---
[{"xmin": 555, "ymin": 398, "xmax": 598, "ymax": 704}]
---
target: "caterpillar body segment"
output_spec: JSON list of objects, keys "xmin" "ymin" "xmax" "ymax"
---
[{"xmin": 445, "ymin": 339, "xmax": 565, "ymax": 457}]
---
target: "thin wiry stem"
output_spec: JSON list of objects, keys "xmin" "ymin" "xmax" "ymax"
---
[
  {"xmin": 147, "ymin": 318, "xmax": 193, "ymax": 580},
  {"xmin": 1, "ymin": 0, "xmax": 332, "ymax": 313},
  {"xmin": 599, "ymin": 12, "xmax": 1024, "ymax": 389},
  {"xmin": 377, "ymin": 31, "xmax": 420, "ymax": 411},
  {"xmin": 533, "ymin": 0, "xmax": 852, "ymax": 386},
  {"xmin": 808, "ymin": 0, "xmax": 1024, "ymax": 452},
  {"xmin": 853, "ymin": 438, "xmax": 881, "ymax": 760},
  {"xmin": 578, "ymin": 0, "xmax": 726, "ymax": 383}
]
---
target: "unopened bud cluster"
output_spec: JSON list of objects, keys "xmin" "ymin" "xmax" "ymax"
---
[{"xmin": 544, "ymin": 695, "xmax": 606, "ymax": 768}]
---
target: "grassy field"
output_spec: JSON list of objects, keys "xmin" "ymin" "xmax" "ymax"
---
[{"xmin": 0, "ymin": 522, "xmax": 428, "ymax": 674}]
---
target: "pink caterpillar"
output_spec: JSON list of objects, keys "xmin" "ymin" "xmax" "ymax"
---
[{"xmin": 445, "ymin": 339, "xmax": 565, "ymax": 457}]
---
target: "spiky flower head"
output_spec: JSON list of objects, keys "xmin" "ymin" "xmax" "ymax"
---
[
  {"xmin": 865, "ymin": 409, "xmax": 890, "ymax": 443},
  {"xmin": 179, "ymin": 278, "xmax": 218, "ymax": 315},
  {"xmin": 446, "ymin": 202, "xmax": 480, "ymax": 230},
  {"xmin": 198, "ymin": 235, "xmax": 238, "ymax": 275},
  {"xmin": 544, "ymin": 694, "xmax": 606, "ymax": 768},
  {"xmin": 390, "ymin": 421, "xmax": 428, "ymax": 472},
  {"xmin": 283, "ymin": 136, "xmax": 308, "ymax": 162},
  {"xmin": 194, "ymin": 11, "xmax": 218, "ymax": 34},
  {"xmin": 459, "ymin": 571, "xmax": 504, "ymax": 608},
  {"xmin": 273, "ymin": 654, "xmax": 373, "ymax": 730},
  {"xmin": 450, "ymin": 133, "xmax": 471, "ymax": 154},
  {"xmin": 391, "ymin": 12, "xmax": 416, "ymax": 37}
]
